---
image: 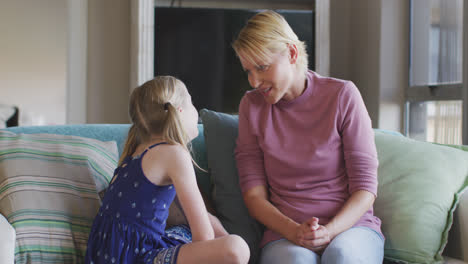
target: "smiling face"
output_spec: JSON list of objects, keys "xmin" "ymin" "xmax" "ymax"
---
[
  {"xmin": 233, "ymin": 11, "xmax": 309, "ymax": 103},
  {"xmin": 239, "ymin": 45, "xmax": 303, "ymax": 104}
]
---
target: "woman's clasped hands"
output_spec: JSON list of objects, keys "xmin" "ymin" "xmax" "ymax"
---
[{"xmin": 295, "ymin": 217, "xmax": 331, "ymax": 253}]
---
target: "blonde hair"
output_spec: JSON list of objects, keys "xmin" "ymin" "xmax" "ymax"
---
[
  {"xmin": 119, "ymin": 76, "xmax": 192, "ymax": 165},
  {"xmin": 232, "ymin": 10, "xmax": 308, "ymax": 75}
]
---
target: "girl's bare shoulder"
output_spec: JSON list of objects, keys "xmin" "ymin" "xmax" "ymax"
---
[
  {"xmin": 140, "ymin": 143, "xmax": 193, "ymax": 185},
  {"xmin": 146, "ymin": 144, "xmax": 193, "ymax": 174}
]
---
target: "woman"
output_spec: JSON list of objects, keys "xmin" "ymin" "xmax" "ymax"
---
[{"xmin": 233, "ymin": 10, "xmax": 384, "ymax": 264}]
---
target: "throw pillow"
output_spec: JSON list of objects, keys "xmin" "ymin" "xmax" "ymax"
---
[
  {"xmin": 374, "ymin": 131, "xmax": 468, "ymax": 264},
  {"xmin": 0, "ymin": 131, "xmax": 118, "ymax": 264},
  {"xmin": 199, "ymin": 109, "xmax": 263, "ymax": 264}
]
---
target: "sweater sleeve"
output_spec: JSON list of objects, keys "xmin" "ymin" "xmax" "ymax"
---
[
  {"xmin": 235, "ymin": 95, "xmax": 267, "ymax": 193},
  {"xmin": 338, "ymin": 82, "xmax": 379, "ymax": 196}
]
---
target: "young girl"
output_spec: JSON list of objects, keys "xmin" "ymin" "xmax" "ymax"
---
[{"xmin": 85, "ymin": 76, "xmax": 250, "ymax": 264}]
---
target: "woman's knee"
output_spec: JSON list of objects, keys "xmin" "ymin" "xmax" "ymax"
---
[
  {"xmin": 260, "ymin": 239, "xmax": 319, "ymax": 264},
  {"xmin": 321, "ymin": 243, "xmax": 354, "ymax": 263},
  {"xmin": 223, "ymin": 234, "xmax": 250, "ymax": 264},
  {"xmin": 321, "ymin": 227, "xmax": 384, "ymax": 264}
]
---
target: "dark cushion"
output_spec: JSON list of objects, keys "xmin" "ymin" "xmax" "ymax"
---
[{"xmin": 199, "ymin": 109, "xmax": 263, "ymax": 264}]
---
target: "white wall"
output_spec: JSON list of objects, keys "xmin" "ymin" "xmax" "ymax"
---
[
  {"xmin": 86, "ymin": 0, "xmax": 314, "ymax": 124},
  {"xmin": 0, "ymin": 0, "xmax": 131, "ymax": 125},
  {"xmin": 0, "ymin": 0, "xmax": 315, "ymax": 125},
  {"xmin": 329, "ymin": 0, "xmax": 381, "ymax": 128},
  {"xmin": 67, "ymin": 0, "xmax": 88, "ymax": 124},
  {"xmin": 329, "ymin": 0, "xmax": 407, "ymax": 132},
  {"xmin": 1, "ymin": 0, "xmax": 407, "ymax": 129},
  {"xmin": 0, "ymin": 0, "xmax": 67, "ymax": 125},
  {"xmin": 86, "ymin": 0, "xmax": 130, "ymax": 124},
  {"xmin": 378, "ymin": 0, "xmax": 408, "ymax": 132},
  {"xmin": 154, "ymin": 0, "xmax": 313, "ymax": 9},
  {"xmin": 329, "ymin": 0, "xmax": 351, "ymax": 81}
]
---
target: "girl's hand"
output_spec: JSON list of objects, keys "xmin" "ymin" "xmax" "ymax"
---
[
  {"xmin": 208, "ymin": 213, "xmax": 229, "ymax": 237},
  {"xmin": 297, "ymin": 217, "xmax": 331, "ymax": 252}
]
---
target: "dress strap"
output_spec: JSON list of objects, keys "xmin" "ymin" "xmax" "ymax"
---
[
  {"xmin": 148, "ymin": 142, "xmax": 168, "ymax": 149},
  {"xmin": 138, "ymin": 142, "xmax": 168, "ymax": 159},
  {"xmin": 130, "ymin": 142, "xmax": 168, "ymax": 160}
]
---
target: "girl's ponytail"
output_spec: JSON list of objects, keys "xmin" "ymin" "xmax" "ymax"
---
[{"xmin": 119, "ymin": 125, "xmax": 139, "ymax": 166}]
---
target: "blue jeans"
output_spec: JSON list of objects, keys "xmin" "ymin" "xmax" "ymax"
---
[{"xmin": 259, "ymin": 227, "xmax": 384, "ymax": 264}]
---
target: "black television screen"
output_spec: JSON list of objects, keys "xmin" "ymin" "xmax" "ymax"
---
[{"xmin": 154, "ymin": 7, "xmax": 314, "ymax": 113}]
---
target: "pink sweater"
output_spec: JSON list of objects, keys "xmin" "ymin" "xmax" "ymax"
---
[{"xmin": 235, "ymin": 71, "xmax": 382, "ymax": 247}]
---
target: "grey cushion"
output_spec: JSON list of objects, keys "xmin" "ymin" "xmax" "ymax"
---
[{"xmin": 200, "ymin": 109, "xmax": 263, "ymax": 264}]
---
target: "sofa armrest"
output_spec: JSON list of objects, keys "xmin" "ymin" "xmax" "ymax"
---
[
  {"xmin": 0, "ymin": 214, "xmax": 15, "ymax": 264},
  {"xmin": 445, "ymin": 188, "xmax": 468, "ymax": 261}
]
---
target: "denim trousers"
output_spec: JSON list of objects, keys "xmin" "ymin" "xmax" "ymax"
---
[{"xmin": 259, "ymin": 227, "xmax": 384, "ymax": 264}]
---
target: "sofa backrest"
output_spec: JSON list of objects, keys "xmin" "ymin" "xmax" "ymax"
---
[{"xmin": 2, "ymin": 124, "xmax": 211, "ymax": 195}]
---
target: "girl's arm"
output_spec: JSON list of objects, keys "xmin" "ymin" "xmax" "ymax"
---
[
  {"xmin": 166, "ymin": 145, "xmax": 215, "ymax": 242},
  {"xmin": 170, "ymin": 190, "xmax": 228, "ymax": 237},
  {"xmin": 200, "ymin": 191, "xmax": 229, "ymax": 237}
]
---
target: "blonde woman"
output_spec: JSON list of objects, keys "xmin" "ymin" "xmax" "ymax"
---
[
  {"xmin": 85, "ymin": 76, "xmax": 250, "ymax": 264},
  {"xmin": 233, "ymin": 11, "xmax": 384, "ymax": 264}
]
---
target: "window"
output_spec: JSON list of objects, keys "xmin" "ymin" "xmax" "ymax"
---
[{"xmin": 407, "ymin": 0, "xmax": 465, "ymax": 144}]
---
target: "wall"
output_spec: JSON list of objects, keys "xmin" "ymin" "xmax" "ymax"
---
[
  {"xmin": 329, "ymin": 0, "xmax": 351, "ymax": 81},
  {"xmin": 154, "ymin": 0, "xmax": 313, "ymax": 10},
  {"xmin": 87, "ymin": 0, "xmax": 131, "ymax": 124},
  {"xmin": 329, "ymin": 0, "xmax": 407, "ymax": 132},
  {"xmin": 0, "ymin": 0, "xmax": 314, "ymax": 126},
  {"xmin": 67, "ymin": 0, "xmax": 88, "ymax": 124},
  {"xmin": 0, "ymin": 0, "xmax": 67, "ymax": 125},
  {"xmin": 378, "ymin": 0, "xmax": 408, "ymax": 131},
  {"xmin": 88, "ymin": 0, "xmax": 314, "ymax": 124},
  {"xmin": 329, "ymin": 0, "xmax": 381, "ymax": 128},
  {"xmin": 1, "ymin": 0, "xmax": 407, "ymax": 128}
]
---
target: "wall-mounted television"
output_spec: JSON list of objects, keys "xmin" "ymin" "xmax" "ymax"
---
[{"xmin": 154, "ymin": 7, "xmax": 314, "ymax": 113}]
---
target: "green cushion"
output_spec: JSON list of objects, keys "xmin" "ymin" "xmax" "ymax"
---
[
  {"xmin": 374, "ymin": 131, "xmax": 468, "ymax": 264},
  {"xmin": 0, "ymin": 131, "xmax": 118, "ymax": 263},
  {"xmin": 199, "ymin": 109, "xmax": 263, "ymax": 264}
]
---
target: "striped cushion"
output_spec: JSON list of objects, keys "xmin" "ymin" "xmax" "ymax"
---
[{"xmin": 0, "ymin": 131, "xmax": 118, "ymax": 263}]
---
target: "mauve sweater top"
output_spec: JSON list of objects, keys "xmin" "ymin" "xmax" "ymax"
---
[{"xmin": 235, "ymin": 71, "xmax": 382, "ymax": 247}]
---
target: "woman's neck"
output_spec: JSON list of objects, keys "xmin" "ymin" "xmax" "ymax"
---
[{"xmin": 285, "ymin": 71, "xmax": 308, "ymax": 101}]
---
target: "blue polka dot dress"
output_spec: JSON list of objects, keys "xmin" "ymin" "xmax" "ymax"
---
[{"xmin": 85, "ymin": 142, "xmax": 192, "ymax": 264}]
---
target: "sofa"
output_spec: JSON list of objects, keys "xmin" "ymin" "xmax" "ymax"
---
[{"xmin": 0, "ymin": 109, "xmax": 467, "ymax": 264}]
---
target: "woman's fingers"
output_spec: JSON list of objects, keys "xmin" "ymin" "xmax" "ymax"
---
[
  {"xmin": 300, "ymin": 234, "xmax": 329, "ymax": 248},
  {"xmin": 301, "ymin": 226, "xmax": 328, "ymax": 240},
  {"xmin": 303, "ymin": 217, "xmax": 319, "ymax": 229},
  {"xmin": 299, "ymin": 225, "xmax": 331, "ymax": 249}
]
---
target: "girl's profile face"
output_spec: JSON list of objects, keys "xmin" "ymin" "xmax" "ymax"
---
[
  {"xmin": 239, "ymin": 46, "xmax": 297, "ymax": 104},
  {"xmin": 179, "ymin": 87, "xmax": 199, "ymax": 141}
]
